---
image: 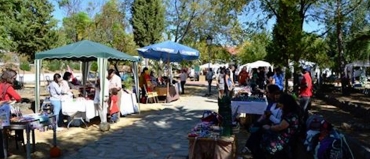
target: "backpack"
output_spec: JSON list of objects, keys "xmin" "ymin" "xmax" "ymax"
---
[
  {"xmin": 306, "ymin": 114, "xmax": 325, "ymax": 131},
  {"xmin": 313, "ymin": 122, "xmax": 354, "ymax": 159}
]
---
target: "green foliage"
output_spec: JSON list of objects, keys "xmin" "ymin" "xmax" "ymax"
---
[
  {"xmin": 238, "ymin": 31, "xmax": 271, "ymax": 64},
  {"xmin": 45, "ymin": 60, "xmax": 63, "ymax": 72},
  {"xmin": 19, "ymin": 61, "xmax": 31, "ymax": 72},
  {"xmin": 266, "ymin": 1, "xmax": 304, "ymax": 66},
  {"xmin": 3, "ymin": 0, "xmax": 59, "ymax": 60},
  {"xmin": 62, "ymin": 12, "xmax": 92, "ymax": 42},
  {"xmin": 90, "ymin": 62, "xmax": 98, "ymax": 72},
  {"xmin": 123, "ymin": 76, "xmax": 134, "ymax": 90},
  {"xmin": 130, "ymin": 0, "xmax": 165, "ymax": 47}
]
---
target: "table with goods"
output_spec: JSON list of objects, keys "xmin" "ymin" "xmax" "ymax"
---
[
  {"xmin": 231, "ymin": 94, "xmax": 267, "ymax": 121},
  {"xmin": 1, "ymin": 110, "xmax": 57, "ymax": 159},
  {"xmin": 60, "ymin": 97, "xmax": 97, "ymax": 128},
  {"xmin": 187, "ymin": 97, "xmax": 237, "ymax": 159}
]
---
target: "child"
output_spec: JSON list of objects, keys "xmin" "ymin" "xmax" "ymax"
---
[{"xmin": 109, "ymin": 88, "xmax": 120, "ymax": 123}]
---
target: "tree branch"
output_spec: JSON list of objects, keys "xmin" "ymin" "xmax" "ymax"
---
[
  {"xmin": 178, "ymin": 0, "xmax": 198, "ymax": 43},
  {"xmin": 263, "ymin": 0, "xmax": 279, "ymax": 19},
  {"xmin": 343, "ymin": 0, "xmax": 363, "ymax": 16}
]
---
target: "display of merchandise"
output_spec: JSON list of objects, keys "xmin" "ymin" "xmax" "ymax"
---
[{"xmin": 232, "ymin": 96, "xmax": 265, "ymax": 102}]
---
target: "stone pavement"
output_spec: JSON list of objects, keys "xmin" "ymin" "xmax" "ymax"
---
[{"xmin": 62, "ymin": 96, "xmax": 219, "ymax": 159}]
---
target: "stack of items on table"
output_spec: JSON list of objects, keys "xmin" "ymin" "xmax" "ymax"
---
[
  {"xmin": 234, "ymin": 86, "xmax": 252, "ymax": 96},
  {"xmin": 10, "ymin": 113, "xmax": 53, "ymax": 131},
  {"xmin": 231, "ymin": 95, "xmax": 266, "ymax": 102},
  {"xmin": 187, "ymin": 108, "xmax": 236, "ymax": 158},
  {"xmin": 188, "ymin": 111, "xmax": 222, "ymax": 138}
]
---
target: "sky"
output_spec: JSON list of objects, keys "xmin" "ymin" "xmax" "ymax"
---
[{"xmin": 50, "ymin": 0, "xmax": 324, "ymax": 36}]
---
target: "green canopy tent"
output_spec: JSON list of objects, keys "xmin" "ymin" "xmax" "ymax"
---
[{"xmin": 34, "ymin": 40, "xmax": 141, "ymax": 120}]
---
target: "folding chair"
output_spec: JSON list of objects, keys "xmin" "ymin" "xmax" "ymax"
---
[{"xmin": 143, "ymin": 85, "xmax": 159, "ymax": 103}]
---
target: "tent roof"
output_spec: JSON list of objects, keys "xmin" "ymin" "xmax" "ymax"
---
[{"xmin": 35, "ymin": 40, "xmax": 138, "ymax": 61}]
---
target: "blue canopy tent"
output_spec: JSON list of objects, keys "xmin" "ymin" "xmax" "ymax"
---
[
  {"xmin": 137, "ymin": 41, "xmax": 200, "ymax": 101},
  {"xmin": 137, "ymin": 41, "xmax": 200, "ymax": 62}
]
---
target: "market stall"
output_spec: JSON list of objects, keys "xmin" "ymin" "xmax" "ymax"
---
[
  {"xmin": 231, "ymin": 88, "xmax": 268, "ymax": 124},
  {"xmin": 187, "ymin": 121, "xmax": 236, "ymax": 159},
  {"xmin": 137, "ymin": 41, "xmax": 200, "ymax": 103},
  {"xmin": 34, "ymin": 40, "xmax": 140, "ymax": 124}
]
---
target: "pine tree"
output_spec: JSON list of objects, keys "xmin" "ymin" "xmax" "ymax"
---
[
  {"xmin": 6, "ymin": 0, "xmax": 59, "ymax": 60},
  {"xmin": 130, "ymin": 0, "xmax": 165, "ymax": 47}
]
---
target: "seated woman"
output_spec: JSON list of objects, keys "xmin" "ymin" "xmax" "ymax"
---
[
  {"xmin": 61, "ymin": 72, "xmax": 73, "ymax": 98},
  {"xmin": 48, "ymin": 73, "xmax": 65, "ymax": 130},
  {"xmin": 252, "ymin": 93, "xmax": 300, "ymax": 159},
  {"xmin": 150, "ymin": 71, "xmax": 158, "ymax": 88},
  {"xmin": 243, "ymin": 84, "xmax": 282, "ymax": 153}
]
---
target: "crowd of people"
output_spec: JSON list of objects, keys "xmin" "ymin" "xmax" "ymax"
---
[{"xmin": 236, "ymin": 66, "xmax": 313, "ymax": 159}]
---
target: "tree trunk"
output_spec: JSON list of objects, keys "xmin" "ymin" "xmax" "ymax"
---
[{"xmin": 336, "ymin": 0, "xmax": 346, "ymax": 95}]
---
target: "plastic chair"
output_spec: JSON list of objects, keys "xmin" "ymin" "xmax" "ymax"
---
[{"xmin": 143, "ymin": 85, "xmax": 159, "ymax": 103}]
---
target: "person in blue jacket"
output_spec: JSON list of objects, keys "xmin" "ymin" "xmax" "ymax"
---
[{"xmin": 272, "ymin": 67, "xmax": 284, "ymax": 91}]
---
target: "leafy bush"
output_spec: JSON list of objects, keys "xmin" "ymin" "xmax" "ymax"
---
[
  {"xmin": 90, "ymin": 62, "xmax": 98, "ymax": 72},
  {"xmin": 123, "ymin": 76, "xmax": 134, "ymax": 90},
  {"xmin": 19, "ymin": 61, "xmax": 31, "ymax": 72}
]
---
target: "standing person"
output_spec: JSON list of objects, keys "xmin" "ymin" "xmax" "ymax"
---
[
  {"xmin": 272, "ymin": 67, "xmax": 284, "ymax": 91},
  {"xmin": 179, "ymin": 70, "xmax": 187, "ymax": 94},
  {"xmin": 206, "ymin": 68, "xmax": 214, "ymax": 96},
  {"xmin": 0, "ymin": 68, "xmax": 21, "ymax": 158},
  {"xmin": 109, "ymin": 88, "xmax": 120, "ymax": 123},
  {"xmin": 238, "ymin": 66, "xmax": 249, "ymax": 86},
  {"xmin": 94, "ymin": 76, "xmax": 109, "ymax": 123},
  {"xmin": 139, "ymin": 67, "xmax": 148, "ymax": 99},
  {"xmin": 299, "ymin": 66, "xmax": 312, "ymax": 123},
  {"xmin": 48, "ymin": 73, "xmax": 65, "ymax": 130},
  {"xmin": 224, "ymin": 69, "xmax": 234, "ymax": 97},
  {"xmin": 229, "ymin": 65, "xmax": 235, "ymax": 84},
  {"xmin": 107, "ymin": 69, "xmax": 122, "ymax": 115},
  {"xmin": 217, "ymin": 67, "xmax": 225, "ymax": 98}
]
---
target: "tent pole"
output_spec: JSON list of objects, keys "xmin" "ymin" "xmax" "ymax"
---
[
  {"xmin": 133, "ymin": 61, "xmax": 140, "ymax": 114},
  {"xmin": 98, "ymin": 58, "xmax": 108, "ymax": 123},
  {"xmin": 34, "ymin": 59, "xmax": 41, "ymax": 113}
]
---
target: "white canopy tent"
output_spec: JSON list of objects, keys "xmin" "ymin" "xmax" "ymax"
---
[
  {"xmin": 345, "ymin": 61, "xmax": 370, "ymax": 78},
  {"xmin": 246, "ymin": 60, "xmax": 272, "ymax": 72}
]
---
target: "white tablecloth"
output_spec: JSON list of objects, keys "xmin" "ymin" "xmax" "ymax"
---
[
  {"xmin": 62, "ymin": 99, "xmax": 97, "ymax": 122},
  {"xmin": 120, "ymin": 93, "xmax": 139, "ymax": 116},
  {"xmin": 231, "ymin": 101, "xmax": 267, "ymax": 116}
]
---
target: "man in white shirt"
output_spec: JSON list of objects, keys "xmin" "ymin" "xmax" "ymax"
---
[
  {"xmin": 179, "ymin": 70, "xmax": 187, "ymax": 94},
  {"xmin": 107, "ymin": 69, "xmax": 122, "ymax": 114}
]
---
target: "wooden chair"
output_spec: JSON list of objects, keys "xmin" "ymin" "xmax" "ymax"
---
[{"xmin": 143, "ymin": 85, "xmax": 159, "ymax": 103}]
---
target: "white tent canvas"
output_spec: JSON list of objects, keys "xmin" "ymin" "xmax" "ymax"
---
[{"xmin": 248, "ymin": 60, "xmax": 271, "ymax": 68}]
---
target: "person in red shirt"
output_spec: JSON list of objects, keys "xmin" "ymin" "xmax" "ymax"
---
[
  {"xmin": 0, "ymin": 68, "xmax": 21, "ymax": 102},
  {"xmin": 109, "ymin": 88, "xmax": 120, "ymax": 123},
  {"xmin": 238, "ymin": 67, "xmax": 249, "ymax": 86},
  {"xmin": 0, "ymin": 68, "xmax": 21, "ymax": 158},
  {"xmin": 299, "ymin": 66, "xmax": 312, "ymax": 123}
]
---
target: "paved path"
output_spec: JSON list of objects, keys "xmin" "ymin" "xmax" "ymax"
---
[{"xmin": 63, "ymin": 96, "xmax": 219, "ymax": 159}]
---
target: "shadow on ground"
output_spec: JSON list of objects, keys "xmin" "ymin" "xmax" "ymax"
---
[{"xmin": 34, "ymin": 106, "xmax": 206, "ymax": 159}]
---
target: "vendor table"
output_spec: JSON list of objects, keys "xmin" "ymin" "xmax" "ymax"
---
[
  {"xmin": 188, "ymin": 136, "xmax": 236, "ymax": 159},
  {"xmin": 231, "ymin": 100, "xmax": 267, "ymax": 122},
  {"xmin": 120, "ymin": 93, "xmax": 139, "ymax": 115},
  {"xmin": 61, "ymin": 98, "xmax": 97, "ymax": 128},
  {"xmin": 2, "ymin": 114, "xmax": 57, "ymax": 159},
  {"xmin": 155, "ymin": 84, "xmax": 180, "ymax": 103}
]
